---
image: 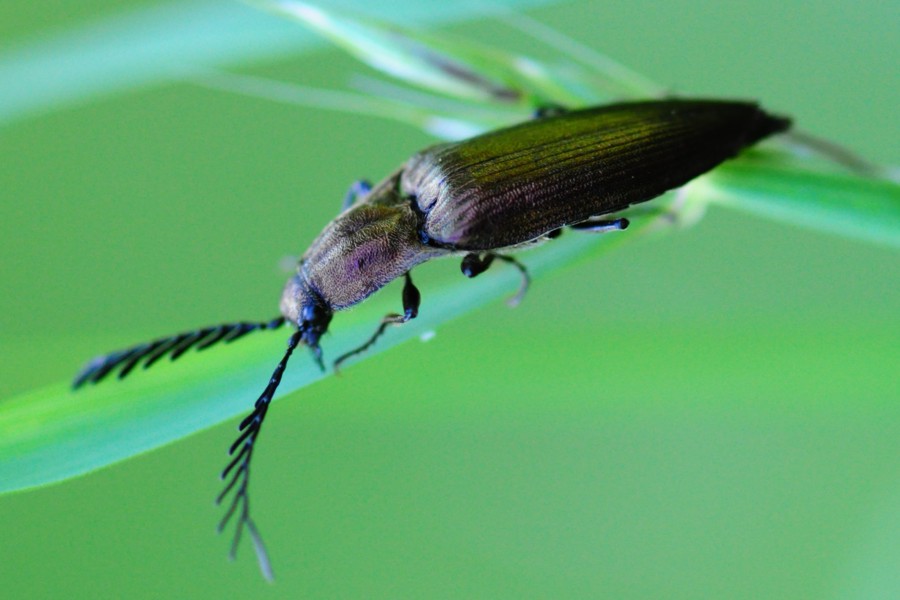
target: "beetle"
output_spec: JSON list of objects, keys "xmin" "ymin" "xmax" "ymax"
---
[{"xmin": 73, "ymin": 98, "xmax": 790, "ymax": 578}]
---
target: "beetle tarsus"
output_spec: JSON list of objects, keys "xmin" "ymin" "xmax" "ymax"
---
[
  {"xmin": 461, "ymin": 252, "xmax": 531, "ymax": 307},
  {"xmin": 309, "ymin": 343, "xmax": 326, "ymax": 372},
  {"xmin": 496, "ymin": 255, "xmax": 530, "ymax": 307},
  {"xmin": 216, "ymin": 328, "xmax": 303, "ymax": 582},
  {"xmin": 569, "ymin": 217, "xmax": 629, "ymax": 233},
  {"xmin": 333, "ymin": 272, "xmax": 420, "ymax": 372}
]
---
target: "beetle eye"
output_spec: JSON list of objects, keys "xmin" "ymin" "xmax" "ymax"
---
[
  {"xmin": 300, "ymin": 301, "xmax": 318, "ymax": 323},
  {"xmin": 300, "ymin": 298, "xmax": 333, "ymax": 330}
]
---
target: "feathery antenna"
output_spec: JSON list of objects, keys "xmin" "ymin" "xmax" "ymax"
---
[
  {"xmin": 72, "ymin": 317, "xmax": 286, "ymax": 389},
  {"xmin": 216, "ymin": 328, "xmax": 304, "ymax": 582}
]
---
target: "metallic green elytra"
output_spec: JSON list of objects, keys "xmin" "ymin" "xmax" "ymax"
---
[{"xmin": 73, "ymin": 98, "xmax": 790, "ymax": 579}]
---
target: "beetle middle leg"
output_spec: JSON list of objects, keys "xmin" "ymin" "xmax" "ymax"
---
[
  {"xmin": 461, "ymin": 252, "xmax": 530, "ymax": 307},
  {"xmin": 333, "ymin": 271, "xmax": 421, "ymax": 371}
]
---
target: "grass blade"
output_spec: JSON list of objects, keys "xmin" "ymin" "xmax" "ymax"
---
[
  {"xmin": 701, "ymin": 155, "xmax": 900, "ymax": 249},
  {"xmin": 0, "ymin": 209, "xmax": 659, "ymax": 494},
  {"xmin": 1, "ymin": 1, "xmax": 895, "ymax": 497},
  {"xmin": 0, "ymin": 0, "xmax": 564, "ymax": 127}
]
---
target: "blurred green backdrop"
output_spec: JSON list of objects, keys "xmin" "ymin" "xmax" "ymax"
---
[{"xmin": 1, "ymin": 1, "xmax": 898, "ymax": 598}]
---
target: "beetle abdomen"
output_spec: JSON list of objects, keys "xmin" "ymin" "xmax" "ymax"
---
[{"xmin": 402, "ymin": 100, "xmax": 790, "ymax": 250}]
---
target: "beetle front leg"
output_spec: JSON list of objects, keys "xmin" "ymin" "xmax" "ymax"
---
[
  {"xmin": 461, "ymin": 252, "xmax": 530, "ymax": 307},
  {"xmin": 341, "ymin": 179, "xmax": 372, "ymax": 210},
  {"xmin": 333, "ymin": 272, "xmax": 421, "ymax": 371}
]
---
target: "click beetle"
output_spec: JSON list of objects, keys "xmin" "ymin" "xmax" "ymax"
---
[{"xmin": 73, "ymin": 98, "xmax": 790, "ymax": 578}]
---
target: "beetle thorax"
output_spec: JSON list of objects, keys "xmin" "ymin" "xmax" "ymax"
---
[{"xmin": 281, "ymin": 203, "xmax": 441, "ymax": 318}]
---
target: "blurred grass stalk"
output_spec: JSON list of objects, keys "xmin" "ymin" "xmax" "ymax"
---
[{"xmin": 0, "ymin": 0, "xmax": 897, "ymax": 495}]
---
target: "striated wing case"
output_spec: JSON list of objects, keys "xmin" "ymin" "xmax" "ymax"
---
[{"xmin": 402, "ymin": 100, "xmax": 790, "ymax": 250}]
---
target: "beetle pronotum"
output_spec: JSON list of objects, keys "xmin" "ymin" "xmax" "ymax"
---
[{"xmin": 74, "ymin": 99, "xmax": 790, "ymax": 578}]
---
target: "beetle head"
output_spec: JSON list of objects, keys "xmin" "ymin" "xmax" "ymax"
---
[{"xmin": 280, "ymin": 273, "xmax": 332, "ymax": 367}]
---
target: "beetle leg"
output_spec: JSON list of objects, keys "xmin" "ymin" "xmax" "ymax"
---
[
  {"xmin": 569, "ymin": 217, "xmax": 629, "ymax": 233},
  {"xmin": 532, "ymin": 104, "xmax": 569, "ymax": 119},
  {"xmin": 460, "ymin": 252, "xmax": 495, "ymax": 277},
  {"xmin": 308, "ymin": 342, "xmax": 326, "ymax": 372},
  {"xmin": 461, "ymin": 252, "xmax": 531, "ymax": 307},
  {"xmin": 495, "ymin": 255, "xmax": 530, "ymax": 307},
  {"xmin": 342, "ymin": 179, "xmax": 373, "ymax": 210},
  {"xmin": 333, "ymin": 272, "xmax": 421, "ymax": 371}
]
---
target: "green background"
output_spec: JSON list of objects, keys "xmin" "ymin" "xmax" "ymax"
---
[{"xmin": 1, "ymin": 0, "xmax": 898, "ymax": 598}]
